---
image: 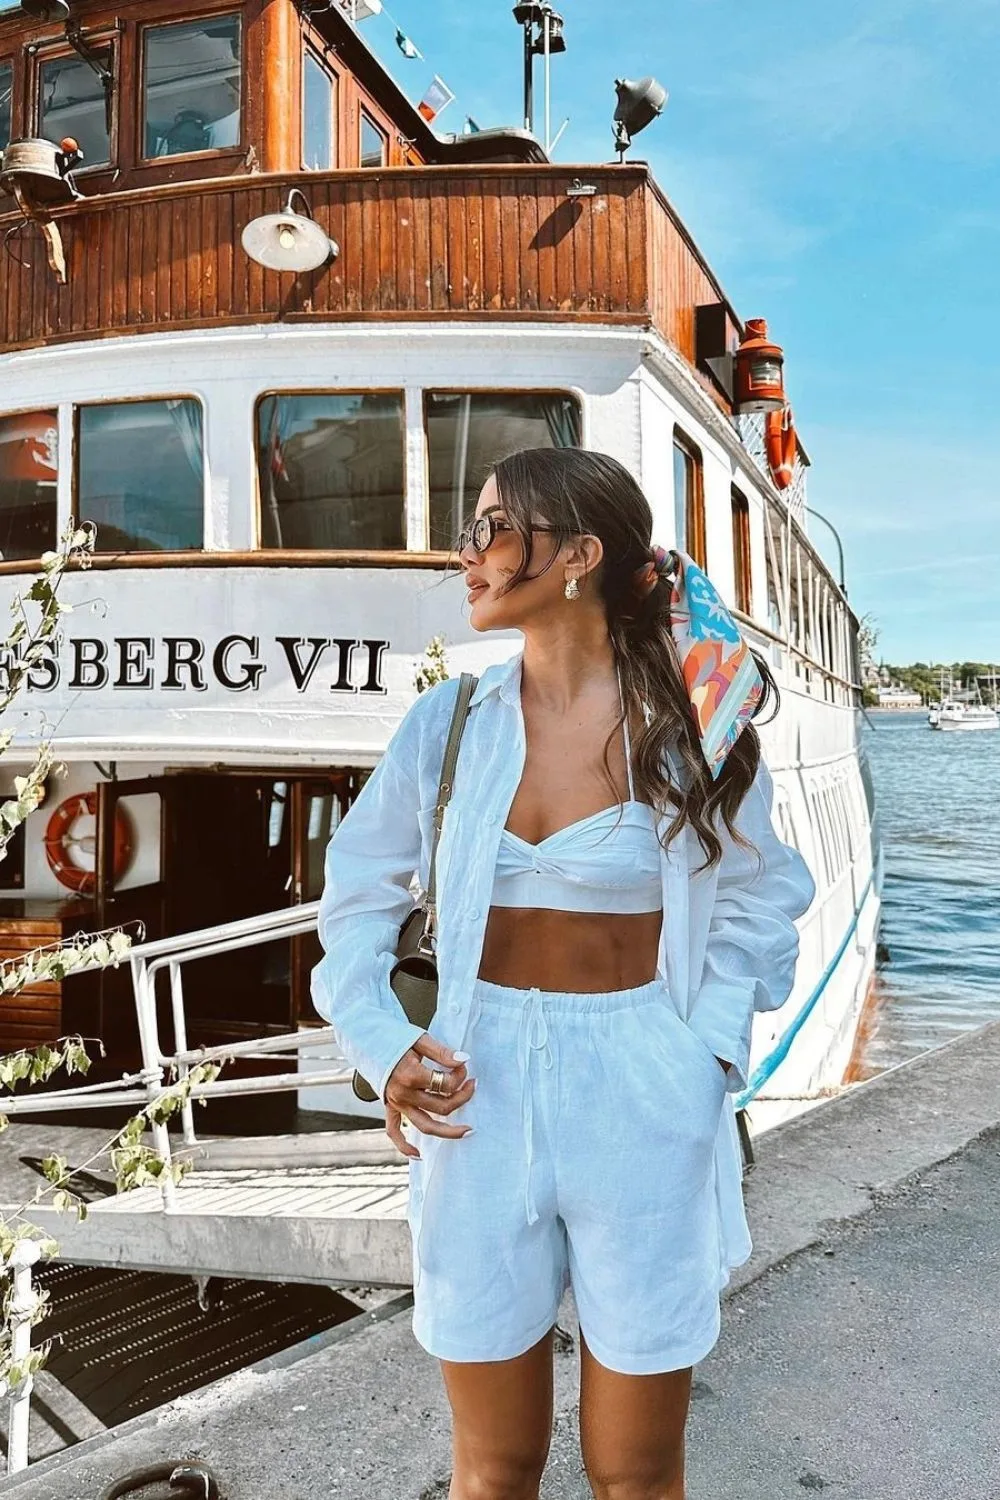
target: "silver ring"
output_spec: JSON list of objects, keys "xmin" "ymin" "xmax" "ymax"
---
[{"xmin": 427, "ymin": 1069, "xmax": 447, "ymax": 1097}]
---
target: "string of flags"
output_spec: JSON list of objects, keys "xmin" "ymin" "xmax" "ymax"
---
[{"xmin": 379, "ymin": 3, "xmax": 459, "ymax": 124}]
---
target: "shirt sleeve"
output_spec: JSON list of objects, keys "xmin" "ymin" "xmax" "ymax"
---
[
  {"xmin": 685, "ymin": 760, "xmax": 817, "ymax": 1096},
  {"xmin": 310, "ymin": 700, "xmax": 432, "ymax": 1105}
]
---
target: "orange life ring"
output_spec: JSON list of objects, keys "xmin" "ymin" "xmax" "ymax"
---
[
  {"xmin": 764, "ymin": 404, "xmax": 798, "ymax": 490},
  {"xmin": 43, "ymin": 792, "xmax": 134, "ymax": 896}
]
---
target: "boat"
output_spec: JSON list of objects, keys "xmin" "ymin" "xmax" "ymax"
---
[
  {"xmin": 0, "ymin": 0, "xmax": 879, "ymax": 1191},
  {"xmin": 930, "ymin": 669, "xmax": 998, "ymax": 731}
]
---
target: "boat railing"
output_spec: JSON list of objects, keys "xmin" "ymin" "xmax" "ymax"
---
[{"xmin": 0, "ymin": 901, "xmax": 352, "ymax": 1204}]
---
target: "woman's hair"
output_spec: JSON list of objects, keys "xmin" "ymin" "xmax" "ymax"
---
[{"xmin": 482, "ymin": 447, "xmax": 779, "ymax": 868}]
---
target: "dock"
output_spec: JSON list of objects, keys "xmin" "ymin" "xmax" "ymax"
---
[{"xmin": 4, "ymin": 1018, "xmax": 999, "ymax": 1499}]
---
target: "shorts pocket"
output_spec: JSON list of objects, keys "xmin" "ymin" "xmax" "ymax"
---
[{"xmin": 642, "ymin": 1001, "xmax": 728, "ymax": 1109}]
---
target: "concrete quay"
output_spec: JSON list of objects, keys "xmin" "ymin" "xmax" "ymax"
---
[{"xmin": 4, "ymin": 1017, "xmax": 1000, "ymax": 1500}]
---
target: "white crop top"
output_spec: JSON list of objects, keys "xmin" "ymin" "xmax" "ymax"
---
[{"xmin": 490, "ymin": 665, "xmax": 663, "ymax": 915}]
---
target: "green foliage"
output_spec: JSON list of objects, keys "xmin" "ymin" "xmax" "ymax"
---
[
  {"xmin": 884, "ymin": 661, "xmax": 996, "ymax": 701},
  {"xmin": 0, "ymin": 522, "xmax": 197, "ymax": 1400},
  {"xmin": 414, "ymin": 635, "xmax": 450, "ymax": 693}
]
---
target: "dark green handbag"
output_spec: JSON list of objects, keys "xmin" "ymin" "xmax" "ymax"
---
[{"xmin": 351, "ymin": 672, "xmax": 479, "ymax": 1102}]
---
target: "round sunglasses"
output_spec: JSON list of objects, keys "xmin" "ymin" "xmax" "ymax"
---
[{"xmin": 457, "ymin": 514, "xmax": 564, "ymax": 556}]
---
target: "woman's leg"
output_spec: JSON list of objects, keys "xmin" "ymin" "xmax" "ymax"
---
[
  {"xmin": 578, "ymin": 1332, "xmax": 691, "ymax": 1500},
  {"xmin": 440, "ymin": 1327, "xmax": 556, "ymax": 1500}
]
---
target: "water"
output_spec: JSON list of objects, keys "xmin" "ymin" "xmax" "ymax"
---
[{"xmin": 860, "ymin": 711, "xmax": 1000, "ymax": 1075}]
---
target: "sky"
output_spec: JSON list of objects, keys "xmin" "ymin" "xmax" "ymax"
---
[
  {"xmin": 357, "ymin": 0, "xmax": 1000, "ymax": 665},
  {"xmin": 4, "ymin": 0, "xmax": 996, "ymax": 661}
]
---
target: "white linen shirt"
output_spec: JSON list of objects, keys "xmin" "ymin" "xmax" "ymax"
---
[{"xmin": 312, "ymin": 649, "xmax": 816, "ymax": 1284}]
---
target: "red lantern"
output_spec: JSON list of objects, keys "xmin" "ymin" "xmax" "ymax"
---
[{"xmin": 734, "ymin": 318, "xmax": 786, "ymax": 413}]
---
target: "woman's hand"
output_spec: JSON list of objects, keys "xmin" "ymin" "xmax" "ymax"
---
[{"xmin": 384, "ymin": 1034, "xmax": 476, "ymax": 1159}]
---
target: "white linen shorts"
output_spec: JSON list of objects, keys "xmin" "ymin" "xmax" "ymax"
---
[{"xmin": 406, "ymin": 975, "xmax": 729, "ymax": 1374}]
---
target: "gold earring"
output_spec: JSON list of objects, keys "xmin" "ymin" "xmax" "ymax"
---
[{"xmin": 564, "ymin": 576, "xmax": 581, "ymax": 600}]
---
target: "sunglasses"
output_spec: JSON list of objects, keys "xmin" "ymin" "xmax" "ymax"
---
[{"xmin": 457, "ymin": 514, "xmax": 565, "ymax": 556}]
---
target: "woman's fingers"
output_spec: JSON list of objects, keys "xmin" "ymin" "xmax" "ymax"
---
[
  {"xmin": 410, "ymin": 1075, "xmax": 476, "ymax": 1116},
  {"xmin": 384, "ymin": 1106, "xmax": 420, "ymax": 1159},
  {"xmin": 404, "ymin": 1104, "xmax": 474, "ymax": 1140},
  {"xmin": 392, "ymin": 1051, "xmax": 469, "ymax": 1101},
  {"xmin": 413, "ymin": 1034, "xmax": 471, "ymax": 1070}
]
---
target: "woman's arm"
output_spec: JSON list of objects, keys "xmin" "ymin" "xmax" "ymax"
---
[
  {"xmin": 686, "ymin": 761, "xmax": 817, "ymax": 1095},
  {"xmin": 310, "ymin": 702, "xmax": 432, "ymax": 1103}
]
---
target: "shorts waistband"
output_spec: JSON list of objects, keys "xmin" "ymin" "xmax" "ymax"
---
[{"xmin": 471, "ymin": 975, "xmax": 667, "ymax": 1014}]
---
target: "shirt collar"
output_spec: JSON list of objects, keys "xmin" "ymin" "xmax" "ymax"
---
[{"xmin": 469, "ymin": 650, "xmax": 523, "ymax": 708}]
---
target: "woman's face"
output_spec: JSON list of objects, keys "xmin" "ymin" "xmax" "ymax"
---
[{"xmin": 458, "ymin": 475, "xmax": 571, "ymax": 633}]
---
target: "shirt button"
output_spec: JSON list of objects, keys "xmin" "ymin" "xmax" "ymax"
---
[
  {"xmin": 469, "ymin": 908, "xmax": 481, "ymax": 920},
  {"xmin": 449, "ymin": 1001, "xmax": 461, "ymax": 1014}
]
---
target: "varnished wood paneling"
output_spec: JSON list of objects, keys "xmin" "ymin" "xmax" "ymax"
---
[{"xmin": 0, "ymin": 165, "xmax": 738, "ymax": 389}]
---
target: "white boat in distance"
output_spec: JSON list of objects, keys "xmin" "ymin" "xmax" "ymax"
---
[{"xmin": 929, "ymin": 668, "xmax": 999, "ymax": 731}]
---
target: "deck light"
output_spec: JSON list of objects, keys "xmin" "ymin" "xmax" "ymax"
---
[
  {"xmin": 733, "ymin": 318, "xmax": 786, "ymax": 413},
  {"xmin": 21, "ymin": 0, "xmax": 71, "ymax": 18},
  {"xmin": 613, "ymin": 76, "xmax": 667, "ymax": 161},
  {"xmin": 241, "ymin": 188, "xmax": 339, "ymax": 273}
]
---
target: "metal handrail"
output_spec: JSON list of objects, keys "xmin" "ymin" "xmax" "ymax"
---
[{"xmin": 0, "ymin": 902, "xmax": 350, "ymax": 1163}]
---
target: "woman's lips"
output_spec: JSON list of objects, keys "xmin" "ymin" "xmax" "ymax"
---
[{"xmin": 467, "ymin": 582, "xmax": 489, "ymax": 600}]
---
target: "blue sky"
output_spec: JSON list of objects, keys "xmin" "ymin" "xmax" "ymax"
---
[
  {"xmin": 5, "ymin": 0, "xmax": 995, "ymax": 660},
  {"xmin": 361, "ymin": 0, "xmax": 999, "ymax": 664}
]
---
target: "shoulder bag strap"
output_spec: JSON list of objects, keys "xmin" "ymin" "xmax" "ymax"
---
[{"xmin": 422, "ymin": 672, "xmax": 478, "ymax": 947}]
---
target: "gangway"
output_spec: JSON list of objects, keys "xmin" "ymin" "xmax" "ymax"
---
[{"xmin": 0, "ymin": 904, "xmax": 412, "ymax": 1289}]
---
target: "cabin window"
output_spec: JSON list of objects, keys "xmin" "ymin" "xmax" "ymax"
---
[
  {"xmin": 672, "ymin": 430, "xmax": 706, "ymax": 569},
  {"xmin": 39, "ymin": 48, "xmax": 113, "ymax": 167},
  {"xmin": 359, "ymin": 110, "xmax": 387, "ymax": 168},
  {"xmin": 76, "ymin": 399, "xmax": 204, "ymax": 552},
  {"xmin": 0, "ymin": 62, "xmax": 12, "ymax": 152},
  {"xmin": 0, "ymin": 410, "xmax": 58, "ymax": 562},
  {"xmin": 142, "ymin": 14, "xmax": 241, "ymax": 159},
  {"xmin": 256, "ymin": 393, "xmax": 405, "ymax": 550},
  {"xmin": 425, "ymin": 391, "xmax": 581, "ymax": 551},
  {"xmin": 731, "ymin": 486, "xmax": 752, "ymax": 615},
  {"xmin": 303, "ymin": 51, "xmax": 336, "ymax": 170}
]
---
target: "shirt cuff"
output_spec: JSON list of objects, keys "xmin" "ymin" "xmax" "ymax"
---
[
  {"xmin": 685, "ymin": 977, "xmax": 758, "ymax": 1095},
  {"xmin": 376, "ymin": 1022, "xmax": 429, "ymax": 1105}
]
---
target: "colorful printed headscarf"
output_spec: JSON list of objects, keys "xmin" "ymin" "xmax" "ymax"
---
[{"xmin": 636, "ymin": 546, "xmax": 764, "ymax": 779}]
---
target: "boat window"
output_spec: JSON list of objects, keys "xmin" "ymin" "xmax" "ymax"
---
[
  {"xmin": 731, "ymin": 486, "xmax": 751, "ymax": 614},
  {"xmin": 76, "ymin": 399, "xmax": 204, "ymax": 552},
  {"xmin": 360, "ymin": 109, "xmax": 387, "ymax": 168},
  {"xmin": 0, "ymin": 410, "xmax": 58, "ymax": 562},
  {"xmin": 425, "ymin": 391, "xmax": 581, "ymax": 551},
  {"xmin": 0, "ymin": 62, "xmax": 12, "ymax": 153},
  {"xmin": 810, "ymin": 789, "xmax": 832, "ymax": 888},
  {"xmin": 40, "ymin": 47, "xmax": 113, "ymax": 167},
  {"xmin": 142, "ymin": 14, "xmax": 241, "ymax": 159},
  {"xmin": 255, "ymin": 392, "xmax": 405, "ymax": 550},
  {"xmin": 303, "ymin": 50, "xmax": 336, "ymax": 170},
  {"xmin": 672, "ymin": 429, "xmax": 706, "ymax": 569}
]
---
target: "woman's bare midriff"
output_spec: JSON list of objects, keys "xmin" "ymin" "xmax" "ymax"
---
[{"xmin": 477, "ymin": 906, "xmax": 663, "ymax": 992}]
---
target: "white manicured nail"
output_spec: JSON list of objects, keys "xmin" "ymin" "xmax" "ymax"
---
[{"xmin": 453, "ymin": 1051, "xmax": 471, "ymax": 1063}]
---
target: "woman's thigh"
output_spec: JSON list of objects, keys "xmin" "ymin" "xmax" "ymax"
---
[
  {"xmin": 578, "ymin": 1332, "xmax": 691, "ymax": 1497},
  {"xmin": 441, "ymin": 1327, "xmax": 555, "ymax": 1497}
]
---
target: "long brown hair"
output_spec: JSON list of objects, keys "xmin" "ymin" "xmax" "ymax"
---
[{"xmin": 484, "ymin": 447, "xmax": 778, "ymax": 868}]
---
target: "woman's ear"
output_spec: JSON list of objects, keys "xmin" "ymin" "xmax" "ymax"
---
[{"xmin": 565, "ymin": 532, "xmax": 604, "ymax": 574}]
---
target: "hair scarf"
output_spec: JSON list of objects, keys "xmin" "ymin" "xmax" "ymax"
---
[{"xmin": 634, "ymin": 545, "xmax": 764, "ymax": 780}]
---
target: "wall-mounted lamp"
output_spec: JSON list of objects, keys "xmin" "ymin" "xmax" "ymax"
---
[{"xmin": 241, "ymin": 188, "xmax": 340, "ymax": 273}]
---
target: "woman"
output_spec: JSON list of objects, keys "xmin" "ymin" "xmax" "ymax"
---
[{"xmin": 312, "ymin": 448, "xmax": 814, "ymax": 1500}]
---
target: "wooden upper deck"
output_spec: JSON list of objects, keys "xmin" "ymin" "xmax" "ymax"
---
[
  {"xmin": 0, "ymin": 163, "xmax": 734, "ymax": 370},
  {"xmin": 0, "ymin": 0, "xmax": 739, "ymax": 400}
]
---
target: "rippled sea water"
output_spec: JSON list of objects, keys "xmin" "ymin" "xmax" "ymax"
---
[{"xmin": 860, "ymin": 710, "xmax": 1000, "ymax": 1075}]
